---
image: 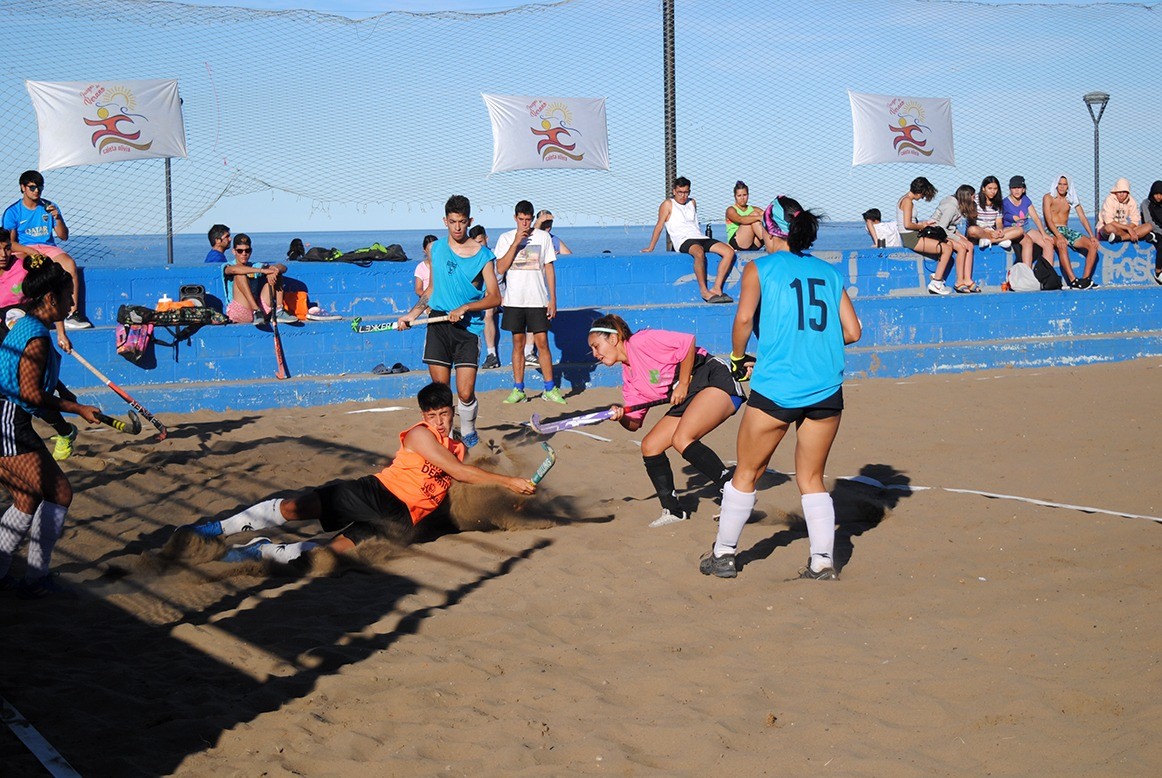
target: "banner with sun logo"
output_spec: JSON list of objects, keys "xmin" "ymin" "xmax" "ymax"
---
[
  {"xmin": 26, "ymin": 79, "xmax": 187, "ymax": 171},
  {"xmin": 848, "ymin": 90, "xmax": 955, "ymax": 167},
  {"xmin": 482, "ymin": 94, "xmax": 609, "ymax": 173}
]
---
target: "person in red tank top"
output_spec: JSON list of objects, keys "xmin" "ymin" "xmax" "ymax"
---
[{"xmin": 177, "ymin": 383, "xmax": 536, "ymax": 564}]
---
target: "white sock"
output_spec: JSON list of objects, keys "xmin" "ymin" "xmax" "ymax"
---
[
  {"xmin": 714, "ymin": 481, "xmax": 756, "ymax": 557},
  {"xmin": 487, "ymin": 347, "xmax": 496, "ymax": 357},
  {"xmin": 802, "ymin": 492, "xmax": 836, "ymax": 572},
  {"xmin": 524, "ymin": 345, "xmax": 535, "ymax": 358},
  {"xmin": 220, "ymin": 498, "xmax": 285, "ymax": 535},
  {"xmin": 25, "ymin": 501, "xmax": 68, "ymax": 581},
  {"xmin": 0, "ymin": 505, "xmax": 35, "ymax": 578},
  {"xmin": 458, "ymin": 398, "xmax": 478, "ymax": 438},
  {"xmin": 259, "ymin": 540, "xmax": 318, "ymax": 563}
]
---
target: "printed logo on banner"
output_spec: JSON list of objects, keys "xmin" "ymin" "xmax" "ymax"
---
[
  {"xmin": 526, "ymin": 99, "xmax": 584, "ymax": 163},
  {"xmin": 887, "ymin": 97, "xmax": 933, "ymax": 159},
  {"xmin": 81, "ymin": 84, "xmax": 153, "ymax": 155}
]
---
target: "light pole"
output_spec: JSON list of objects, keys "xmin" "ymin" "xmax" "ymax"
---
[{"xmin": 1083, "ymin": 92, "xmax": 1109, "ymax": 217}]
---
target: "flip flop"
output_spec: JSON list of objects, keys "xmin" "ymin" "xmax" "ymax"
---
[
  {"xmin": 371, "ymin": 363, "xmax": 390, "ymax": 375},
  {"xmin": 705, "ymin": 293, "xmax": 733, "ymax": 304},
  {"xmin": 390, "ymin": 363, "xmax": 409, "ymax": 374}
]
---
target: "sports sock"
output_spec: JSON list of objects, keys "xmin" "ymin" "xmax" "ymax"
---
[
  {"xmin": 802, "ymin": 492, "xmax": 836, "ymax": 572},
  {"xmin": 642, "ymin": 453, "xmax": 682, "ymax": 515},
  {"xmin": 714, "ymin": 481, "xmax": 755, "ymax": 557},
  {"xmin": 220, "ymin": 498, "xmax": 285, "ymax": 535},
  {"xmin": 524, "ymin": 345, "xmax": 535, "ymax": 358},
  {"xmin": 458, "ymin": 398, "xmax": 479, "ymax": 438},
  {"xmin": 514, "ymin": 382, "xmax": 525, "ymax": 392},
  {"xmin": 487, "ymin": 347, "xmax": 497, "ymax": 357},
  {"xmin": 24, "ymin": 501, "xmax": 68, "ymax": 581},
  {"xmin": 543, "ymin": 379, "xmax": 555, "ymax": 392},
  {"xmin": 0, "ymin": 505, "xmax": 35, "ymax": 578},
  {"xmin": 681, "ymin": 440, "xmax": 729, "ymax": 486},
  {"xmin": 260, "ymin": 541, "xmax": 318, "ymax": 563}
]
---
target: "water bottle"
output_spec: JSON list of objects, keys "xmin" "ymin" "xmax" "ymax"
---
[{"xmin": 158, "ymin": 292, "xmax": 172, "ymax": 308}]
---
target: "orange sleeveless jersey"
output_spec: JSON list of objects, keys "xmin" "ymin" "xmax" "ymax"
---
[{"xmin": 375, "ymin": 421, "xmax": 467, "ymax": 524}]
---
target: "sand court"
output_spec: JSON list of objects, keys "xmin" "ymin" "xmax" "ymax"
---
[{"xmin": 1, "ymin": 359, "xmax": 1160, "ymax": 776}]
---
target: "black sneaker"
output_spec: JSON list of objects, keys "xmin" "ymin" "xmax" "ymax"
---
[
  {"xmin": 698, "ymin": 548, "xmax": 737, "ymax": 578},
  {"xmin": 798, "ymin": 555, "xmax": 838, "ymax": 581},
  {"xmin": 63, "ymin": 311, "xmax": 93, "ymax": 330},
  {"xmin": 1075, "ymin": 276, "xmax": 1094, "ymax": 290},
  {"xmin": 481, "ymin": 353, "xmax": 500, "ymax": 369},
  {"xmin": 1068, "ymin": 277, "xmax": 1083, "ymax": 290}
]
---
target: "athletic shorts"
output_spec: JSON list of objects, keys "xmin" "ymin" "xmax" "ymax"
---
[
  {"xmin": 728, "ymin": 235, "xmax": 761, "ymax": 251},
  {"xmin": 1056, "ymin": 225, "xmax": 1085, "ymax": 245},
  {"xmin": 423, "ymin": 314, "xmax": 480, "ymax": 370},
  {"xmin": 666, "ymin": 354, "xmax": 745, "ymax": 418},
  {"xmin": 226, "ymin": 299, "xmax": 256, "ymax": 324},
  {"xmin": 501, "ymin": 306, "xmax": 549, "ymax": 334},
  {"xmin": 678, "ymin": 238, "xmax": 718, "ymax": 255},
  {"xmin": 26, "ymin": 244, "xmax": 65, "ymax": 259},
  {"xmin": 748, "ymin": 387, "xmax": 843, "ymax": 424},
  {"xmin": 0, "ymin": 401, "xmax": 46, "ymax": 457},
  {"xmin": 316, "ymin": 474, "xmax": 415, "ymax": 543}
]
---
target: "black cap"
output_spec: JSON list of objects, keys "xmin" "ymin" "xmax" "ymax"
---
[{"xmin": 1009, "ymin": 175, "xmax": 1026, "ymax": 189}]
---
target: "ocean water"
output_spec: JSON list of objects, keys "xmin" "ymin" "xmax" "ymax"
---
[{"xmin": 71, "ymin": 221, "xmax": 873, "ymax": 267}]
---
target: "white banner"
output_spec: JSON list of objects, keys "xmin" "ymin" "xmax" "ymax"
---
[
  {"xmin": 849, "ymin": 90, "xmax": 954, "ymax": 167},
  {"xmin": 26, "ymin": 79, "xmax": 188, "ymax": 171},
  {"xmin": 482, "ymin": 93, "xmax": 609, "ymax": 173}
]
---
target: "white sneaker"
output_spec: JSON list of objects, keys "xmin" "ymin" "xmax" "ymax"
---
[
  {"xmin": 998, "ymin": 239, "xmax": 1012, "ymax": 249},
  {"xmin": 649, "ymin": 508, "xmax": 690, "ymax": 528},
  {"xmin": 978, "ymin": 238, "xmax": 992, "ymax": 249},
  {"xmin": 927, "ymin": 279, "xmax": 951, "ymax": 296}
]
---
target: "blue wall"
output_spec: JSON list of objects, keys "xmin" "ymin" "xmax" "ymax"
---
[{"xmin": 54, "ymin": 243, "xmax": 1162, "ymax": 414}]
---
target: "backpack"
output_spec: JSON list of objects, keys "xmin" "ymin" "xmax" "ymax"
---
[
  {"xmin": 116, "ymin": 322, "xmax": 154, "ymax": 362},
  {"xmin": 1032, "ymin": 257, "xmax": 1063, "ymax": 290},
  {"xmin": 1007, "ymin": 262, "xmax": 1040, "ymax": 292}
]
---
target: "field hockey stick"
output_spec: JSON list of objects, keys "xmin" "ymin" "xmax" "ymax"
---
[
  {"xmin": 350, "ymin": 315, "xmax": 449, "ymax": 334},
  {"xmin": 529, "ymin": 442, "xmax": 556, "ymax": 485},
  {"xmin": 271, "ymin": 312, "xmax": 290, "ymax": 380},
  {"xmin": 94, "ymin": 410, "xmax": 142, "ymax": 435},
  {"xmin": 530, "ymin": 398, "xmax": 670, "ymax": 435},
  {"xmin": 71, "ymin": 350, "xmax": 168, "ymax": 440}
]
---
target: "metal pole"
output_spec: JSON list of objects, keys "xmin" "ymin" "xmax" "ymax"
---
[
  {"xmin": 165, "ymin": 157, "xmax": 174, "ymax": 265},
  {"xmin": 662, "ymin": 0, "xmax": 675, "ymax": 250},
  {"xmin": 1083, "ymin": 92, "xmax": 1109, "ymax": 218}
]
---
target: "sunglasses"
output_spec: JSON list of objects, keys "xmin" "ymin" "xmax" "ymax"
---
[
  {"xmin": 234, "ymin": 247, "xmax": 252, "ymax": 254},
  {"xmin": 25, "ymin": 183, "xmax": 42, "ymax": 191}
]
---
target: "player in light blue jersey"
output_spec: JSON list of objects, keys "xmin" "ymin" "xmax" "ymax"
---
[{"xmin": 700, "ymin": 195, "xmax": 862, "ymax": 581}]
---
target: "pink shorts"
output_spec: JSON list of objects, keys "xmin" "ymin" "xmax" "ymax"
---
[
  {"xmin": 227, "ymin": 299, "xmax": 256, "ymax": 324},
  {"xmin": 26, "ymin": 244, "xmax": 65, "ymax": 259}
]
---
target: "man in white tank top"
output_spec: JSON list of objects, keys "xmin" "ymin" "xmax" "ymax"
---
[{"xmin": 642, "ymin": 176, "xmax": 736, "ymax": 303}]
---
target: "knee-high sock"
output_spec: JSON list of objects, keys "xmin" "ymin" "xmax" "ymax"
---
[
  {"xmin": 458, "ymin": 398, "xmax": 479, "ymax": 438},
  {"xmin": 714, "ymin": 481, "xmax": 756, "ymax": 557},
  {"xmin": 642, "ymin": 453, "xmax": 682, "ymax": 514},
  {"xmin": 802, "ymin": 491, "xmax": 836, "ymax": 570},
  {"xmin": 0, "ymin": 505, "xmax": 34, "ymax": 578},
  {"xmin": 25, "ymin": 501, "xmax": 68, "ymax": 581},
  {"xmin": 220, "ymin": 498, "xmax": 285, "ymax": 536},
  {"xmin": 681, "ymin": 440, "xmax": 730, "ymax": 486},
  {"xmin": 260, "ymin": 541, "xmax": 318, "ymax": 563}
]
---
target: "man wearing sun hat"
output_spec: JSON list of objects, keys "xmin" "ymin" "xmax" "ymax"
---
[{"xmin": 1098, "ymin": 178, "xmax": 1156, "ymax": 244}]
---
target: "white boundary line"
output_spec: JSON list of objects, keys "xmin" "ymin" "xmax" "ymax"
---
[
  {"xmin": 345, "ymin": 406, "xmax": 407, "ymax": 414},
  {"xmin": 1, "ymin": 694, "xmax": 82, "ymax": 778}
]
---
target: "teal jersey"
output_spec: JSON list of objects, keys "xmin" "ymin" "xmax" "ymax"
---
[
  {"xmin": 428, "ymin": 239, "xmax": 494, "ymax": 336},
  {"xmin": 750, "ymin": 251, "xmax": 846, "ymax": 407}
]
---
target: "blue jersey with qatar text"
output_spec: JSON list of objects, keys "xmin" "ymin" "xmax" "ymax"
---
[
  {"xmin": 750, "ymin": 250, "xmax": 847, "ymax": 407},
  {"xmin": 428, "ymin": 238, "xmax": 494, "ymax": 336},
  {"xmin": 0, "ymin": 314, "xmax": 60, "ymax": 416},
  {"xmin": 3, "ymin": 200, "xmax": 57, "ymax": 246}
]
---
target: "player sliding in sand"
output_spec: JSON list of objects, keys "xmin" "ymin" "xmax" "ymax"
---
[
  {"xmin": 587, "ymin": 313, "xmax": 745, "ymax": 528},
  {"xmin": 179, "ymin": 382, "xmax": 535, "ymax": 563}
]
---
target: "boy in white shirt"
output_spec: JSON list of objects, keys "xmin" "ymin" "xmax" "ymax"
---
[{"xmin": 494, "ymin": 200, "xmax": 564, "ymax": 405}]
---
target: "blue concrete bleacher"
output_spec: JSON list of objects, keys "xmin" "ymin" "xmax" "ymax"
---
[{"xmin": 54, "ymin": 242, "xmax": 1162, "ymax": 414}]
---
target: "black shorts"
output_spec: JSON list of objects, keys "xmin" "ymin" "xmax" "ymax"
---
[
  {"xmin": 316, "ymin": 474, "xmax": 415, "ymax": 543},
  {"xmin": 0, "ymin": 401, "xmax": 46, "ymax": 457},
  {"xmin": 748, "ymin": 387, "xmax": 844, "ymax": 424},
  {"xmin": 423, "ymin": 314, "xmax": 480, "ymax": 370},
  {"xmin": 678, "ymin": 237, "xmax": 719, "ymax": 254},
  {"xmin": 728, "ymin": 235, "xmax": 761, "ymax": 251},
  {"xmin": 501, "ymin": 307, "xmax": 550, "ymax": 334},
  {"xmin": 666, "ymin": 354, "xmax": 745, "ymax": 418}
]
